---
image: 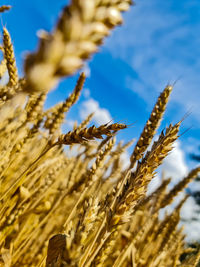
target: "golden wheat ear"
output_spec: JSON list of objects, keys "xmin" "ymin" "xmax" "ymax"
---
[
  {"xmin": 130, "ymin": 85, "xmax": 173, "ymax": 168},
  {"xmin": 54, "ymin": 123, "xmax": 127, "ymax": 146},
  {"xmin": 160, "ymin": 166, "xmax": 200, "ymax": 208},
  {"xmin": 23, "ymin": 1, "xmax": 133, "ymax": 93},
  {"xmin": 25, "ymin": 93, "xmax": 46, "ymax": 123},
  {"xmin": 3, "ymin": 28, "xmax": 18, "ymax": 87}
]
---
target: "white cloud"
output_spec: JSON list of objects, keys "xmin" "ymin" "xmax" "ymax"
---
[
  {"xmin": 83, "ymin": 88, "xmax": 90, "ymax": 98},
  {"xmin": 79, "ymin": 98, "xmax": 112, "ymax": 125},
  {"xmin": 120, "ymin": 150, "xmax": 130, "ymax": 170},
  {"xmin": 180, "ymin": 196, "xmax": 200, "ymax": 242},
  {"xmin": 184, "ymin": 220, "xmax": 200, "ymax": 242},
  {"xmin": 147, "ymin": 173, "xmax": 162, "ymax": 195},
  {"xmin": 181, "ymin": 196, "xmax": 199, "ymax": 221},
  {"xmin": 162, "ymin": 141, "xmax": 188, "ymax": 181},
  {"xmin": 64, "ymin": 119, "xmax": 76, "ymax": 130}
]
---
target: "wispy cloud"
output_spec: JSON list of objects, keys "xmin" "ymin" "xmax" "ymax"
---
[
  {"xmin": 181, "ymin": 196, "xmax": 200, "ymax": 242},
  {"xmin": 162, "ymin": 141, "xmax": 188, "ymax": 181},
  {"xmin": 79, "ymin": 98, "xmax": 112, "ymax": 125}
]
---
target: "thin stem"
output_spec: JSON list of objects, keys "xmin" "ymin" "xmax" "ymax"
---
[{"xmin": 0, "ymin": 142, "xmax": 53, "ymax": 202}]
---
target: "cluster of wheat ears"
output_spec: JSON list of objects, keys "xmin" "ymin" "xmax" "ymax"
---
[{"xmin": 0, "ymin": 1, "xmax": 200, "ymax": 267}]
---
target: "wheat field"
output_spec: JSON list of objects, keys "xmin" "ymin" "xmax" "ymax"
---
[{"xmin": 0, "ymin": 1, "xmax": 200, "ymax": 266}]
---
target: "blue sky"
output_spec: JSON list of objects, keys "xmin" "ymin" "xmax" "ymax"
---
[
  {"xmin": 1, "ymin": 1, "xmax": 200, "ymax": 168},
  {"xmin": 1, "ymin": 0, "xmax": 200, "ymax": 241}
]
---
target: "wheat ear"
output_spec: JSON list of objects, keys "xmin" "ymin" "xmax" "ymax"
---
[
  {"xmin": 24, "ymin": 0, "xmax": 133, "ymax": 93},
  {"xmin": 3, "ymin": 28, "xmax": 18, "ymax": 87},
  {"xmin": 54, "ymin": 123, "xmax": 127, "ymax": 146},
  {"xmin": 160, "ymin": 166, "xmax": 200, "ymax": 208},
  {"xmin": 46, "ymin": 72, "xmax": 85, "ymax": 134},
  {"xmin": 130, "ymin": 85, "xmax": 173, "ymax": 168},
  {"xmin": 26, "ymin": 93, "xmax": 46, "ymax": 123},
  {"xmin": 112, "ymin": 123, "xmax": 180, "ymax": 226},
  {"xmin": 80, "ymin": 197, "xmax": 100, "ymax": 245}
]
